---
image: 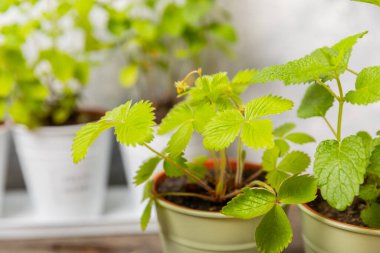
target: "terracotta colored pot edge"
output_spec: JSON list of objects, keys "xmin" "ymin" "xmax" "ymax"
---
[
  {"xmin": 153, "ymin": 160, "xmax": 262, "ymax": 219},
  {"xmin": 298, "ymin": 203, "xmax": 380, "ymax": 235}
]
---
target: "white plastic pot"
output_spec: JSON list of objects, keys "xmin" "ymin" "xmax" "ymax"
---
[
  {"xmin": 120, "ymin": 129, "xmax": 204, "ymax": 212},
  {"xmin": 13, "ymin": 122, "xmax": 112, "ymax": 220},
  {"xmin": 0, "ymin": 124, "xmax": 9, "ymax": 215}
]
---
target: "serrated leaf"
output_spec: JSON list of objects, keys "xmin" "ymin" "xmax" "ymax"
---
[
  {"xmin": 266, "ymin": 170, "xmax": 291, "ymax": 191},
  {"xmin": 242, "ymin": 119, "xmax": 274, "ymax": 150},
  {"xmin": 254, "ymin": 32, "xmax": 367, "ymax": 85},
  {"xmin": 359, "ymin": 184, "xmax": 380, "ymax": 202},
  {"xmin": 314, "ymin": 136, "xmax": 367, "ymax": 210},
  {"xmin": 143, "ymin": 180, "xmax": 153, "ymax": 201},
  {"xmin": 278, "ymin": 151, "xmax": 311, "ymax": 174},
  {"xmin": 285, "ymin": 132, "xmax": 315, "ymax": 144},
  {"xmin": 278, "ymin": 175, "xmax": 317, "ymax": 204},
  {"xmin": 245, "ymin": 95, "xmax": 294, "ymax": 120},
  {"xmin": 352, "ymin": 0, "xmax": 380, "ymax": 8},
  {"xmin": 163, "ymin": 156, "xmax": 187, "ymax": 177},
  {"xmin": 158, "ymin": 102, "xmax": 193, "ymax": 134},
  {"xmin": 166, "ymin": 122, "xmax": 193, "ymax": 158},
  {"xmin": 203, "ymin": 109, "xmax": 244, "ymax": 150},
  {"xmin": 134, "ymin": 157, "xmax": 161, "ymax": 185},
  {"xmin": 222, "ymin": 188, "xmax": 276, "ymax": 219},
  {"xmin": 72, "ymin": 120, "xmax": 114, "ymax": 163},
  {"xmin": 361, "ymin": 203, "xmax": 380, "ymax": 228},
  {"xmin": 346, "ymin": 66, "xmax": 380, "ymax": 105},
  {"xmin": 298, "ymin": 83, "xmax": 334, "ymax": 118},
  {"xmin": 356, "ymin": 131, "xmax": 373, "ymax": 160},
  {"xmin": 119, "ymin": 65, "xmax": 138, "ymax": 87},
  {"xmin": 275, "ymin": 139, "xmax": 290, "ymax": 157},
  {"xmin": 231, "ymin": 69, "xmax": 256, "ymax": 93},
  {"xmin": 256, "ymin": 205, "xmax": 292, "ymax": 253},
  {"xmin": 368, "ymin": 145, "xmax": 380, "ymax": 177},
  {"xmin": 192, "ymin": 103, "xmax": 216, "ymax": 133},
  {"xmin": 273, "ymin": 123, "xmax": 296, "ymax": 137},
  {"xmin": 262, "ymin": 147, "xmax": 280, "ymax": 172},
  {"xmin": 141, "ymin": 200, "xmax": 153, "ymax": 231}
]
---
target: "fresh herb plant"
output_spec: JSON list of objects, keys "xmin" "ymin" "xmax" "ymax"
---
[
  {"xmin": 0, "ymin": 1, "xmax": 109, "ymax": 128},
  {"xmin": 254, "ymin": 31, "xmax": 380, "ymax": 228},
  {"xmin": 72, "ymin": 69, "xmax": 317, "ymax": 253},
  {"xmin": 106, "ymin": 0, "xmax": 237, "ymax": 104}
]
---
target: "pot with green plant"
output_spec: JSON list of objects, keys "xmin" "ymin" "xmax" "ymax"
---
[
  {"xmin": 73, "ymin": 69, "xmax": 317, "ymax": 253},
  {"xmin": 1, "ymin": 1, "xmax": 112, "ymax": 219},
  {"xmin": 103, "ymin": 0, "xmax": 237, "ymax": 212},
  {"xmin": 254, "ymin": 31, "xmax": 380, "ymax": 252}
]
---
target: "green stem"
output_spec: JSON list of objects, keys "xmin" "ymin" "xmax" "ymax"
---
[
  {"xmin": 336, "ymin": 77, "xmax": 345, "ymax": 142},
  {"xmin": 216, "ymin": 149, "xmax": 227, "ymax": 200},
  {"xmin": 322, "ymin": 115, "xmax": 338, "ymax": 139},
  {"xmin": 247, "ymin": 180, "xmax": 276, "ymax": 195},
  {"xmin": 244, "ymin": 168, "xmax": 264, "ymax": 184},
  {"xmin": 316, "ymin": 79, "xmax": 340, "ymax": 101},
  {"xmin": 143, "ymin": 144, "xmax": 214, "ymax": 194},
  {"xmin": 156, "ymin": 192, "xmax": 215, "ymax": 201},
  {"xmin": 235, "ymin": 138, "xmax": 243, "ymax": 188},
  {"xmin": 347, "ymin": 68, "xmax": 359, "ymax": 76}
]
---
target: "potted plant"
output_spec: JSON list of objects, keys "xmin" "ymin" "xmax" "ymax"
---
[
  {"xmin": 0, "ymin": 1, "xmax": 112, "ymax": 219},
  {"xmin": 103, "ymin": 0, "xmax": 237, "ymax": 211},
  {"xmin": 73, "ymin": 68, "xmax": 317, "ymax": 253},
  {"xmin": 254, "ymin": 31, "xmax": 380, "ymax": 252}
]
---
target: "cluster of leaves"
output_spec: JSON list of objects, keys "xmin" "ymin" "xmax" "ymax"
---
[
  {"xmin": 106, "ymin": 0, "xmax": 237, "ymax": 100},
  {"xmin": 0, "ymin": 1, "xmax": 110, "ymax": 127},
  {"xmin": 72, "ymin": 68, "xmax": 317, "ymax": 253},
  {"xmin": 254, "ymin": 31, "xmax": 380, "ymax": 227},
  {"xmin": 352, "ymin": 0, "xmax": 380, "ymax": 7}
]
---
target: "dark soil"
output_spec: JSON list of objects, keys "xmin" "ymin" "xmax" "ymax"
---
[
  {"xmin": 156, "ymin": 168, "xmax": 265, "ymax": 212},
  {"xmin": 308, "ymin": 194, "xmax": 369, "ymax": 227},
  {"xmin": 45, "ymin": 110, "xmax": 103, "ymax": 126},
  {"xmin": 153, "ymin": 99, "xmax": 176, "ymax": 124}
]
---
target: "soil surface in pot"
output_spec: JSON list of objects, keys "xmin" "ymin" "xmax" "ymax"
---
[
  {"xmin": 44, "ymin": 110, "xmax": 103, "ymax": 126},
  {"xmin": 308, "ymin": 194, "xmax": 377, "ymax": 227},
  {"xmin": 156, "ymin": 169, "xmax": 265, "ymax": 212}
]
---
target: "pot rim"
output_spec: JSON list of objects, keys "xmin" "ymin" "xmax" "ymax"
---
[
  {"xmin": 153, "ymin": 160, "xmax": 262, "ymax": 219},
  {"xmin": 299, "ymin": 203, "xmax": 380, "ymax": 235},
  {"xmin": 0, "ymin": 121, "xmax": 10, "ymax": 135}
]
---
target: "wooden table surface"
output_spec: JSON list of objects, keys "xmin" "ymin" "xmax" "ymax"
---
[{"xmin": 0, "ymin": 206, "xmax": 304, "ymax": 253}]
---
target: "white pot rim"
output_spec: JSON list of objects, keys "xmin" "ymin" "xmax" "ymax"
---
[
  {"xmin": 298, "ymin": 204, "xmax": 380, "ymax": 235},
  {"xmin": 0, "ymin": 122, "xmax": 10, "ymax": 135}
]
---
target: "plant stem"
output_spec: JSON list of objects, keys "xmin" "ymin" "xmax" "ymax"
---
[
  {"xmin": 346, "ymin": 68, "xmax": 359, "ymax": 76},
  {"xmin": 336, "ymin": 76, "xmax": 345, "ymax": 142},
  {"xmin": 247, "ymin": 180, "xmax": 276, "ymax": 195},
  {"xmin": 316, "ymin": 79, "xmax": 340, "ymax": 101},
  {"xmin": 235, "ymin": 138, "xmax": 243, "ymax": 188},
  {"xmin": 244, "ymin": 169, "xmax": 263, "ymax": 184},
  {"xmin": 143, "ymin": 144, "xmax": 214, "ymax": 194},
  {"xmin": 322, "ymin": 115, "xmax": 338, "ymax": 139},
  {"xmin": 156, "ymin": 192, "xmax": 215, "ymax": 202},
  {"xmin": 216, "ymin": 149, "xmax": 227, "ymax": 200}
]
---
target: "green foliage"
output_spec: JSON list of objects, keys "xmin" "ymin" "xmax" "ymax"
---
[
  {"xmin": 141, "ymin": 199, "xmax": 153, "ymax": 231},
  {"xmin": 273, "ymin": 123, "xmax": 296, "ymax": 137},
  {"xmin": 314, "ymin": 136, "xmax": 367, "ymax": 210},
  {"xmin": 119, "ymin": 65, "xmax": 139, "ymax": 88},
  {"xmin": 134, "ymin": 157, "xmax": 162, "ymax": 185},
  {"xmin": 222, "ymin": 188, "xmax": 276, "ymax": 219},
  {"xmin": 352, "ymin": 0, "xmax": 380, "ymax": 7},
  {"xmin": 278, "ymin": 175, "xmax": 317, "ymax": 204},
  {"xmin": 298, "ymin": 83, "xmax": 334, "ymax": 118},
  {"xmin": 285, "ymin": 133, "xmax": 315, "ymax": 144},
  {"xmin": 346, "ymin": 67, "xmax": 380, "ymax": 105},
  {"xmin": 361, "ymin": 203, "xmax": 380, "ymax": 228}
]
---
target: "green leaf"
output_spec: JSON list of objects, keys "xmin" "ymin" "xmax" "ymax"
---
[
  {"xmin": 142, "ymin": 180, "xmax": 153, "ymax": 201},
  {"xmin": 241, "ymin": 119, "xmax": 274, "ymax": 149},
  {"xmin": 74, "ymin": 62, "xmax": 89, "ymax": 85},
  {"xmin": 352, "ymin": 0, "xmax": 380, "ymax": 8},
  {"xmin": 41, "ymin": 50, "xmax": 75, "ymax": 82},
  {"xmin": 166, "ymin": 122, "xmax": 193, "ymax": 158},
  {"xmin": 361, "ymin": 203, "xmax": 380, "ymax": 228},
  {"xmin": 273, "ymin": 123, "xmax": 296, "ymax": 138},
  {"xmin": 346, "ymin": 66, "xmax": 380, "ymax": 105},
  {"xmin": 359, "ymin": 184, "xmax": 380, "ymax": 202},
  {"xmin": 278, "ymin": 175, "xmax": 317, "ymax": 204},
  {"xmin": 187, "ymin": 156, "xmax": 208, "ymax": 182},
  {"xmin": 222, "ymin": 188, "xmax": 276, "ymax": 219},
  {"xmin": 134, "ymin": 157, "xmax": 161, "ymax": 185},
  {"xmin": 72, "ymin": 120, "xmax": 114, "ymax": 163},
  {"xmin": 119, "ymin": 65, "xmax": 138, "ymax": 87},
  {"xmin": 163, "ymin": 156, "xmax": 187, "ymax": 177},
  {"xmin": 277, "ymin": 151, "xmax": 311, "ymax": 174},
  {"xmin": 262, "ymin": 147, "xmax": 280, "ymax": 172},
  {"xmin": 254, "ymin": 32, "xmax": 367, "ymax": 85},
  {"xmin": 104, "ymin": 100, "xmax": 156, "ymax": 146},
  {"xmin": 298, "ymin": 83, "xmax": 334, "ymax": 118},
  {"xmin": 141, "ymin": 200, "xmax": 153, "ymax": 231},
  {"xmin": 245, "ymin": 95, "xmax": 294, "ymax": 120},
  {"xmin": 285, "ymin": 132, "xmax": 315, "ymax": 144},
  {"xmin": 256, "ymin": 205, "xmax": 292, "ymax": 253},
  {"xmin": 275, "ymin": 139, "xmax": 290, "ymax": 157},
  {"xmin": 314, "ymin": 136, "xmax": 367, "ymax": 210},
  {"xmin": 266, "ymin": 170, "xmax": 291, "ymax": 191},
  {"xmin": 158, "ymin": 102, "xmax": 193, "ymax": 134},
  {"xmin": 368, "ymin": 145, "xmax": 380, "ymax": 177},
  {"xmin": 0, "ymin": 71, "xmax": 14, "ymax": 97},
  {"xmin": 231, "ymin": 69, "xmax": 256, "ymax": 93},
  {"xmin": 203, "ymin": 109, "xmax": 244, "ymax": 150}
]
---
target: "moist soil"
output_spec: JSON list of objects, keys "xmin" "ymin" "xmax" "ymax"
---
[
  {"xmin": 308, "ymin": 194, "xmax": 371, "ymax": 227},
  {"xmin": 156, "ymin": 168, "xmax": 265, "ymax": 212}
]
